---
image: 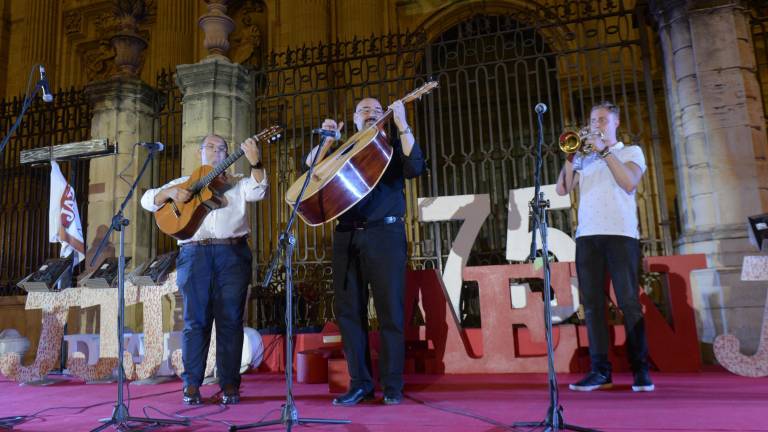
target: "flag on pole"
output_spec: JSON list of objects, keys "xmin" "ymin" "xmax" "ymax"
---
[{"xmin": 49, "ymin": 161, "xmax": 85, "ymax": 266}]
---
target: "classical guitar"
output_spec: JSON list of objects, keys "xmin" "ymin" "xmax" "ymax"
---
[
  {"xmin": 285, "ymin": 81, "xmax": 438, "ymax": 226},
  {"xmin": 154, "ymin": 125, "xmax": 282, "ymax": 240}
]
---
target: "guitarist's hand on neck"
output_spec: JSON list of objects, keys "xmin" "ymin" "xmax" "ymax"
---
[
  {"xmin": 388, "ymin": 100, "xmax": 415, "ymax": 156},
  {"xmin": 242, "ymin": 137, "xmax": 266, "ymax": 183}
]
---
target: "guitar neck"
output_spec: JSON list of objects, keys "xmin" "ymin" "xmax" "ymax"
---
[
  {"xmin": 190, "ymin": 148, "xmax": 245, "ymax": 193},
  {"xmin": 372, "ymin": 86, "xmax": 434, "ymax": 130}
]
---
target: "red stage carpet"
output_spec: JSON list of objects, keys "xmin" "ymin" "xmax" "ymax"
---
[{"xmin": 1, "ymin": 370, "xmax": 767, "ymax": 431}]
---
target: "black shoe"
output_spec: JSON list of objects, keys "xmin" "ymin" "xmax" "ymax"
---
[
  {"xmin": 632, "ymin": 370, "xmax": 655, "ymax": 392},
  {"xmin": 332, "ymin": 387, "xmax": 375, "ymax": 406},
  {"xmin": 383, "ymin": 393, "xmax": 403, "ymax": 405},
  {"xmin": 568, "ymin": 371, "xmax": 613, "ymax": 392},
  {"xmin": 183, "ymin": 385, "xmax": 202, "ymax": 405},
  {"xmin": 221, "ymin": 384, "xmax": 241, "ymax": 405}
]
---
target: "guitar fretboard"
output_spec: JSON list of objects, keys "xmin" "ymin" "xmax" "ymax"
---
[{"xmin": 189, "ymin": 148, "xmax": 245, "ymax": 194}]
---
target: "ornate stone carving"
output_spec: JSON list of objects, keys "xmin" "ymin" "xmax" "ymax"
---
[
  {"xmin": 111, "ymin": 32, "xmax": 147, "ymax": 76},
  {"xmin": 199, "ymin": 0, "xmax": 236, "ymax": 60},
  {"xmin": 63, "ymin": 11, "xmax": 82, "ymax": 35},
  {"xmin": 110, "ymin": 0, "xmax": 148, "ymax": 77},
  {"xmin": 83, "ymin": 40, "xmax": 118, "ymax": 86},
  {"xmin": 230, "ymin": 0, "xmax": 266, "ymax": 66}
]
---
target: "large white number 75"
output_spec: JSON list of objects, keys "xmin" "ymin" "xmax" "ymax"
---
[
  {"xmin": 506, "ymin": 184, "xmax": 575, "ymax": 262},
  {"xmin": 417, "ymin": 186, "xmax": 576, "ymax": 322},
  {"xmin": 418, "ymin": 195, "xmax": 490, "ymax": 322}
]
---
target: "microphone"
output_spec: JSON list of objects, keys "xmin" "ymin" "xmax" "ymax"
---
[
  {"xmin": 138, "ymin": 141, "xmax": 164, "ymax": 152},
  {"xmin": 535, "ymin": 103, "xmax": 547, "ymax": 114},
  {"xmin": 38, "ymin": 65, "xmax": 53, "ymax": 103},
  {"xmin": 312, "ymin": 128, "xmax": 341, "ymax": 140}
]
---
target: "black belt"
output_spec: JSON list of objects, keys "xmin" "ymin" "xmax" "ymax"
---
[
  {"xmin": 336, "ymin": 216, "xmax": 403, "ymax": 232},
  {"xmin": 182, "ymin": 235, "xmax": 248, "ymax": 247}
]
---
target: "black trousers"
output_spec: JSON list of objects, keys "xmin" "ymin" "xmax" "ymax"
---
[
  {"xmin": 332, "ymin": 221, "xmax": 407, "ymax": 395},
  {"xmin": 575, "ymin": 235, "xmax": 649, "ymax": 374}
]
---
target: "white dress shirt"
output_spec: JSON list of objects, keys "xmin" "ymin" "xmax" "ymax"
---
[
  {"xmin": 574, "ymin": 142, "xmax": 646, "ymax": 239},
  {"xmin": 140, "ymin": 173, "xmax": 268, "ymax": 245}
]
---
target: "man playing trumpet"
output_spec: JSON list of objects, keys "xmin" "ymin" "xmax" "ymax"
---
[{"xmin": 556, "ymin": 101, "xmax": 654, "ymax": 392}]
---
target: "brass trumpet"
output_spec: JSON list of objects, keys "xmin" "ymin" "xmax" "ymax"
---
[{"xmin": 558, "ymin": 126, "xmax": 604, "ymax": 154}]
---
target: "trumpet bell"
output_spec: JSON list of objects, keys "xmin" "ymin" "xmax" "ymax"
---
[
  {"xmin": 558, "ymin": 126, "xmax": 603, "ymax": 154},
  {"xmin": 559, "ymin": 130, "xmax": 581, "ymax": 154}
]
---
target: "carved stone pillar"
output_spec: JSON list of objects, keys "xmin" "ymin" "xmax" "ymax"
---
[
  {"xmin": 175, "ymin": 59, "xmax": 254, "ymax": 180},
  {"xmin": 84, "ymin": 78, "xmax": 159, "ymax": 278},
  {"xmin": 653, "ymin": 0, "xmax": 768, "ymax": 356}
]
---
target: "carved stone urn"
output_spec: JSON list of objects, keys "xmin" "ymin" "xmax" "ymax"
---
[{"xmin": 199, "ymin": 0, "xmax": 235, "ymax": 60}]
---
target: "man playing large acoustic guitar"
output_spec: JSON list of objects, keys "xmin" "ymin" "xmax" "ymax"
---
[
  {"xmin": 140, "ymin": 134, "xmax": 267, "ymax": 405},
  {"xmin": 307, "ymin": 99, "xmax": 425, "ymax": 406}
]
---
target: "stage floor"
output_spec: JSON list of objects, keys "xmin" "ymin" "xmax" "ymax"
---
[{"xmin": 1, "ymin": 370, "xmax": 767, "ymax": 431}]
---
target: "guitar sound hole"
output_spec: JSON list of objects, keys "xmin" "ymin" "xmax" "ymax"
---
[{"xmin": 339, "ymin": 142, "xmax": 355, "ymax": 157}]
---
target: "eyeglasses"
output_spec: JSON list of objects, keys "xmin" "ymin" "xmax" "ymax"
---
[
  {"xmin": 356, "ymin": 107, "xmax": 384, "ymax": 115},
  {"xmin": 201, "ymin": 145, "xmax": 228, "ymax": 154}
]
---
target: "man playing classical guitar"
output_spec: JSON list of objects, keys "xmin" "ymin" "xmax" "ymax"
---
[
  {"xmin": 307, "ymin": 99, "xmax": 425, "ymax": 406},
  {"xmin": 140, "ymin": 134, "xmax": 267, "ymax": 405}
]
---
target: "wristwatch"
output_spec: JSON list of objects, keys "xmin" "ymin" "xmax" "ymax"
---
[
  {"xmin": 598, "ymin": 148, "xmax": 611, "ymax": 159},
  {"xmin": 250, "ymin": 161, "xmax": 264, "ymax": 170},
  {"xmin": 399, "ymin": 127, "xmax": 412, "ymax": 136}
]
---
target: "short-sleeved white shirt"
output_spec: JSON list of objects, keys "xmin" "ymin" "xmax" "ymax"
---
[{"xmin": 574, "ymin": 142, "xmax": 646, "ymax": 239}]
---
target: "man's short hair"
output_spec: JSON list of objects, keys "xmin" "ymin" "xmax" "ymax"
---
[{"xmin": 590, "ymin": 101, "xmax": 620, "ymax": 117}]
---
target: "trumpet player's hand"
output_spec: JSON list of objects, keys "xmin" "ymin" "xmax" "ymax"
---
[{"xmin": 589, "ymin": 134, "xmax": 608, "ymax": 152}]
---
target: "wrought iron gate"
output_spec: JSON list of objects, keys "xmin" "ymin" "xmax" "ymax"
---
[
  {"xmin": 0, "ymin": 89, "xmax": 92, "ymax": 295},
  {"xmin": 149, "ymin": 69, "xmax": 184, "ymax": 257},
  {"xmin": 253, "ymin": 1, "xmax": 672, "ymax": 300}
]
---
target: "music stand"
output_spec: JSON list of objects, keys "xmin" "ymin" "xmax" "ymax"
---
[
  {"xmin": 17, "ymin": 256, "xmax": 73, "ymax": 292},
  {"xmin": 512, "ymin": 106, "xmax": 598, "ymax": 432},
  {"xmin": 229, "ymin": 135, "xmax": 349, "ymax": 431},
  {"xmin": 88, "ymin": 145, "xmax": 188, "ymax": 431}
]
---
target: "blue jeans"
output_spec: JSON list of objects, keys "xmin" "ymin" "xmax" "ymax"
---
[{"xmin": 175, "ymin": 242, "xmax": 251, "ymax": 389}]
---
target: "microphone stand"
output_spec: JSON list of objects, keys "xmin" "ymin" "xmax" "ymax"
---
[
  {"xmin": 513, "ymin": 107, "xmax": 598, "ymax": 432},
  {"xmin": 229, "ymin": 134, "xmax": 349, "ymax": 431},
  {"xmin": 89, "ymin": 145, "xmax": 188, "ymax": 431},
  {"xmin": 0, "ymin": 66, "xmax": 44, "ymax": 157}
]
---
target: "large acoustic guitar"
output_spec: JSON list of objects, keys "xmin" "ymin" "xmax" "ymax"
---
[
  {"xmin": 154, "ymin": 125, "xmax": 282, "ymax": 240},
  {"xmin": 285, "ymin": 81, "xmax": 438, "ymax": 226}
]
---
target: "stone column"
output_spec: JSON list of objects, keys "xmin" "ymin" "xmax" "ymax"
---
[
  {"xmin": 21, "ymin": 0, "xmax": 59, "ymax": 79},
  {"xmin": 0, "ymin": 0, "xmax": 11, "ymax": 99},
  {"xmin": 148, "ymin": 0, "xmax": 196, "ymax": 70},
  {"xmin": 175, "ymin": 59, "xmax": 254, "ymax": 174},
  {"xmin": 653, "ymin": 0, "xmax": 768, "ymax": 356},
  {"xmin": 272, "ymin": 0, "xmax": 330, "ymax": 51},
  {"xmin": 84, "ymin": 78, "xmax": 159, "ymax": 275},
  {"xmin": 336, "ymin": 0, "xmax": 383, "ymax": 41}
]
